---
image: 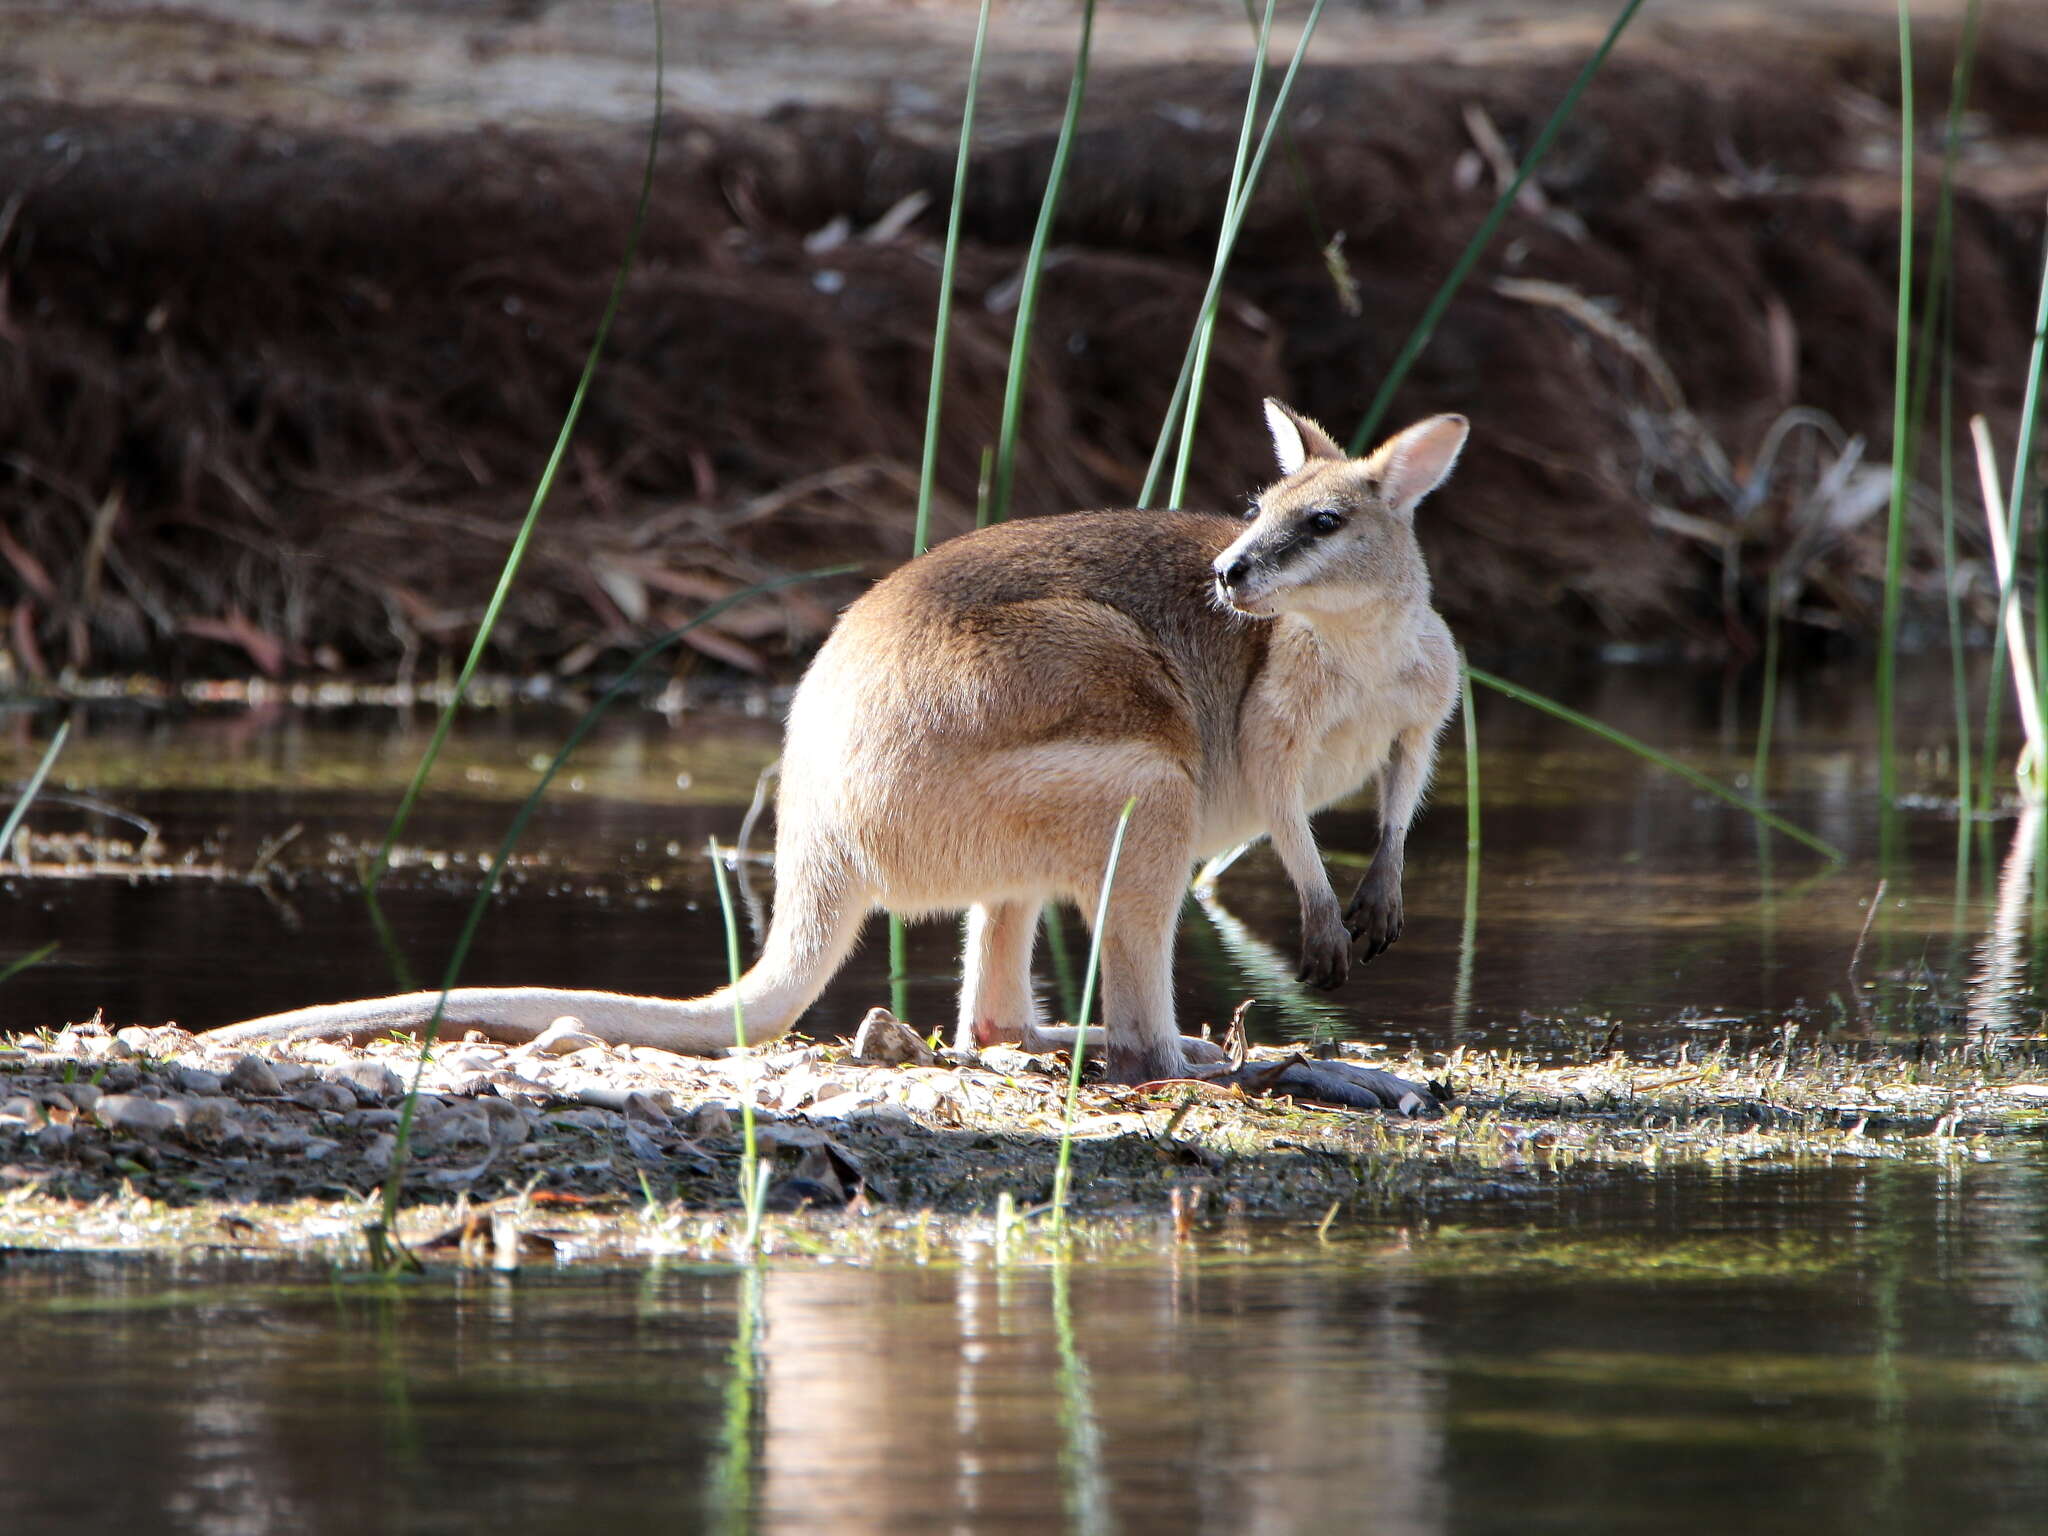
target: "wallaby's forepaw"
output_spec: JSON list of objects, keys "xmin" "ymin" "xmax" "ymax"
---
[
  {"xmin": 1297, "ymin": 914, "xmax": 1351, "ymax": 991},
  {"xmin": 1343, "ymin": 889, "xmax": 1403, "ymax": 961}
]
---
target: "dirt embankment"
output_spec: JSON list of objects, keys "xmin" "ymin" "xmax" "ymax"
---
[{"xmin": 2, "ymin": 9, "xmax": 2045, "ymax": 683}]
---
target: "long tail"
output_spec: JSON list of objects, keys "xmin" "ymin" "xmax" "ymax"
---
[{"xmin": 208, "ymin": 859, "xmax": 870, "ymax": 1055}]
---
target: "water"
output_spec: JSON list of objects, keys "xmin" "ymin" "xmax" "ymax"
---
[
  {"xmin": 0, "ymin": 658, "xmax": 2027, "ymax": 1054},
  {"xmin": 6, "ymin": 1155, "xmax": 2048, "ymax": 1534},
  {"xmin": 5, "ymin": 659, "xmax": 2048, "ymax": 1530}
]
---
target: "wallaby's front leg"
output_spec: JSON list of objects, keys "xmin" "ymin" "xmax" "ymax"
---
[
  {"xmin": 1265, "ymin": 791, "xmax": 1350, "ymax": 992},
  {"xmin": 1346, "ymin": 727, "xmax": 1438, "ymax": 960}
]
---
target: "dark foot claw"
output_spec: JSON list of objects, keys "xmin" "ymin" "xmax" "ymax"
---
[{"xmin": 1219, "ymin": 1057, "xmax": 1441, "ymax": 1115}]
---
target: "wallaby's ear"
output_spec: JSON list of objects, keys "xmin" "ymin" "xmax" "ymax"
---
[
  {"xmin": 1365, "ymin": 414, "xmax": 1469, "ymax": 514},
  {"xmin": 1263, "ymin": 398, "xmax": 1345, "ymax": 476}
]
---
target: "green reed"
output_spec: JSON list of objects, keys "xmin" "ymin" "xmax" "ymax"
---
[
  {"xmin": 1139, "ymin": 0, "xmax": 1332, "ymax": 509},
  {"xmin": 1875, "ymin": 0, "xmax": 1916, "ymax": 828},
  {"xmin": 1346, "ymin": 0, "xmax": 1646, "ymax": 454},
  {"xmin": 359, "ymin": 1, "xmax": 665, "ymax": 993},
  {"xmin": 709, "ymin": 835, "xmax": 767, "ymax": 1250},
  {"xmin": 0, "ymin": 718, "xmax": 70, "ymax": 986},
  {"xmin": 894, "ymin": 0, "xmax": 996, "ymax": 1025},
  {"xmin": 1468, "ymin": 666, "xmax": 1841, "ymax": 861},
  {"xmin": 987, "ymin": 0, "xmax": 1097, "ymax": 525},
  {"xmin": 1051, "ymin": 797, "xmax": 1137, "ymax": 1235}
]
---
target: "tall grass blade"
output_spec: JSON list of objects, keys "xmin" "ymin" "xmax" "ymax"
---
[
  {"xmin": 987, "ymin": 0, "xmax": 1096, "ymax": 525},
  {"xmin": 711, "ymin": 1263, "xmax": 765, "ymax": 1536},
  {"xmin": 1051, "ymin": 796, "xmax": 1137, "ymax": 1233},
  {"xmin": 710, "ymin": 835, "xmax": 765, "ymax": 1245},
  {"xmin": 0, "ymin": 718, "xmax": 70, "ymax": 862},
  {"xmin": 0, "ymin": 940, "xmax": 57, "ymax": 990},
  {"xmin": 372, "ymin": 566, "xmax": 852, "ymax": 1242},
  {"xmin": 913, "ymin": 0, "xmax": 994, "ymax": 557},
  {"xmin": 1970, "ymin": 415, "xmax": 2047, "ymax": 796},
  {"xmin": 1139, "ymin": 0, "xmax": 1332, "ymax": 508},
  {"xmin": 1875, "ymin": 0, "xmax": 1917, "ymax": 828},
  {"xmin": 1345, "ymin": 0, "xmax": 1647, "ymax": 455},
  {"xmin": 1453, "ymin": 657, "xmax": 1478, "ymax": 1035},
  {"xmin": 1052, "ymin": 1262, "xmax": 1111, "ymax": 1536},
  {"xmin": 361, "ymin": 1, "xmax": 666, "ymax": 988},
  {"xmin": 1166, "ymin": 0, "xmax": 1276, "ymax": 510},
  {"xmin": 1466, "ymin": 665, "xmax": 1843, "ymax": 861},
  {"xmin": 1975, "ymin": 228, "xmax": 2048, "ymax": 811}
]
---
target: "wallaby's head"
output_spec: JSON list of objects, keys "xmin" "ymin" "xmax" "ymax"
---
[{"xmin": 1212, "ymin": 400, "xmax": 1467, "ymax": 621}]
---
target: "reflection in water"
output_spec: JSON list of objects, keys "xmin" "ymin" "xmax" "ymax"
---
[
  {"xmin": 1968, "ymin": 807, "xmax": 2043, "ymax": 1036},
  {"xmin": 15, "ymin": 1155, "xmax": 2048, "ymax": 1531}
]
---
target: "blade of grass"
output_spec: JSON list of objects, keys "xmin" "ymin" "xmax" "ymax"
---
[
  {"xmin": 1051, "ymin": 796, "xmax": 1137, "ymax": 1234},
  {"xmin": 1971, "ymin": 415, "xmax": 2046, "ymax": 794},
  {"xmin": 709, "ymin": 835, "xmax": 765, "ymax": 1247},
  {"xmin": 1876, "ymin": 0, "xmax": 1916, "ymax": 830},
  {"xmin": 0, "ymin": 718, "xmax": 70, "ymax": 861},
  {"xmin": 1139, "ymin": 0, "xmax": 1333, "ymax": 508},
  {"xmin": 1166, "ymin": 0, "xmax": 1276, "ymax": 510},
  {"xmin": 986, "ymin": 0, "xmax": 1096, "ymax": 526},
  {"xmin": 913, "ymin": 0, "xmax": 994, "ymax": 557},
  {"xmin": 1466, "ymin": 665, "xmax": 1843, "ymax": 861},
  {"xmin": 1452, "ymin": 656, "xmax": 1478, "ymax": 1037},
  {"xmin": 0, "ymin": 940, "xmax": 58, "ymax": 990},
  {"xmin": 361, "ymin": 1, "xmax": 666, "ymax": 988},
  {"xmin": 1975, "ymin": 227, "xmax": 2048, "ymax": 810},
  {"xmin": 371, "ymin": 566, "xmax": 854, "ymax": 1246},
  {"xmin": 898, "ymin": 1, "xmax": 994, "ymax": 1029},
  {"xmin": 1345, "ymin": 0, "xmax": 1647, "ymax": 455}
]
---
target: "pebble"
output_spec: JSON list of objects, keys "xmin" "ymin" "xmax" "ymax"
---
[
  {"xmin": 52, "ymin": 1082, "xmax": 102, "ymax": 1114},
  {"xmin": 34, "ymin": 1121, "xmax": 75, "ymax": 1156},
  {"xmin": 524, "ymin": 1019, "xmax": 602, "ymax": 1057},
  {"xmin": 181, "ymin": 1099, "xmax": 241, "ymax": 1145},
  {"xmin": 329, "ymin": 1061, "xmax": 405, "ymax": 1103},
  {"xmin": 94, "ymin": 1095, "xmax": 179, "ymax": 1136},
  {"xmin": 171, "ymin": 1066, "xmax": 224, "ymax": 1097},
  {"xmin": 292, "ymin": 1081, "xmax": 357, "ymax": 1115},
  {"xmin": 225, "ymin": 1055, "xmax": 284, "ymax": 1096},
  {"xmin": 477, "ymin": 1097, "xmax": 531, "ymax": 1146}
]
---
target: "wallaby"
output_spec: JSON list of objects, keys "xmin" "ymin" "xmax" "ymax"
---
[{"xmin": 212, "ymin": 400, "xmax": 1466, "ymax": 1087}]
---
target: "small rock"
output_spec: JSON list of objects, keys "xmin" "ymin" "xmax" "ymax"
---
[
  {"xmin": 301, "ymin": 1138, "xmax": 342, "ymax": 1162},
  {"xmin": 171, "ymin": 1066, "xmax": 224, "ymax": 1097},
  {"xmin": 0, "ymin": 1096, "xmax": 40, "ymax": 1128},
  {"xmin": 477, "ymin": 1097, "xmax": 530, "ymax": 1147},
  {"xmin": 847, "ymin": 1007, "xmax": 940, "ymax": 1066},
  {"xmin": 329, "ymin": 1061, "xmax": 405, "ymax": 1103},
  {"xmin": 262, "ymin": 1129, "xmax": 310, "ymax": 1155},
  {"xmin": 113, "ymin": 1027, "xmax": 153, "ymax": 1058},
  {"xmin": 269, "ymin": 1061, "xmax": 313, "ymax": 1089},
  {"xmin": 52, "ymin": 1082, "xmax": 101, "ymax": 1114},
  {"xmin": 344, "ymin": 1108, "xmax": 403, "ymax": 1131},
  {"xmin": 688, "ymin": 1102, "xmax": 733, "ymax": 1141},
  {"xmin": 620, "ymin": 1090, "xmax": 672, "ymax": 1126},
  {"xmin": 362, "ymin": 1132, "xmax": 397, "ymax": 1169},
  {"xmin": 292, "ymin": 1081, "xmax": 356, "ymax": 1115},
  {"xmin": 95, "ymin": 1095, "xmax": 179, "ymax": 1136},
  {"xmin": 225, "ymin": 1055, "xmax": 284, "ymax": 1097},
  {"xmin": 33, "ymin": 1120, "xmax": 74, "ymax": 1157},
  {"xmin": 97, "ymin": 1062, "xmax": 141, "ymax": 1093},
  {"xmin": 181, "ymin": 1099, "xmax": 242, "ymax": 1145},
  {"xmin": 524, "ymin": 1018, "xmax": 602, "ymax": 1057}
]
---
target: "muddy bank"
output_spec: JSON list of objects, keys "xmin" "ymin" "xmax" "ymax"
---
[
  {"xmin": 3, "ymin": 15, "xmax": 2046, "ymax": 682},
  {"xmin": 3, "ymin": 1016, "xmax": 2042, "ymax": 1262}
]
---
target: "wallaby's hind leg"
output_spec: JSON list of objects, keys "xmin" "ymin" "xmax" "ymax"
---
[
  {"xmin": 1076, "ymin": 777, "xmax": 1200, "ymax": 1084},
  {"xmin": 956, "ymin": 899, "xmax": 1043, "ymax": 1051}
]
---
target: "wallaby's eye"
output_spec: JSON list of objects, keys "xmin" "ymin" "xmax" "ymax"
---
[{"xmin": 1306, "ymin": 510, "xmax": 1346, "ymax": 536}]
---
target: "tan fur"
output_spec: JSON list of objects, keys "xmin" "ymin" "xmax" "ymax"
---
[{"xmin": 213, "ymin": 403, "xmax": 1467, "ymax": 1084}]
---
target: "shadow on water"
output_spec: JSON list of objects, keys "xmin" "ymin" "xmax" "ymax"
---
[{"xmin": 8, "ymin": 1154, "xmax": 2048, "ymax": 1532}]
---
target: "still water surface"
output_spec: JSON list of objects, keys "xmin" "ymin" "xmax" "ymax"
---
[
  {"xmin": 7, "ymin": 1157, "xmax": 2048, "ymax": 1533},
  {"xmin": 3, "ymin": 660, "xmax": 2047, "ymax": 1531}
]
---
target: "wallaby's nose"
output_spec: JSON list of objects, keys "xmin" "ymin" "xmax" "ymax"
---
[{"xmin": 1218, "ymin": 555, "xmax": 1251, "ymax": 590}]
